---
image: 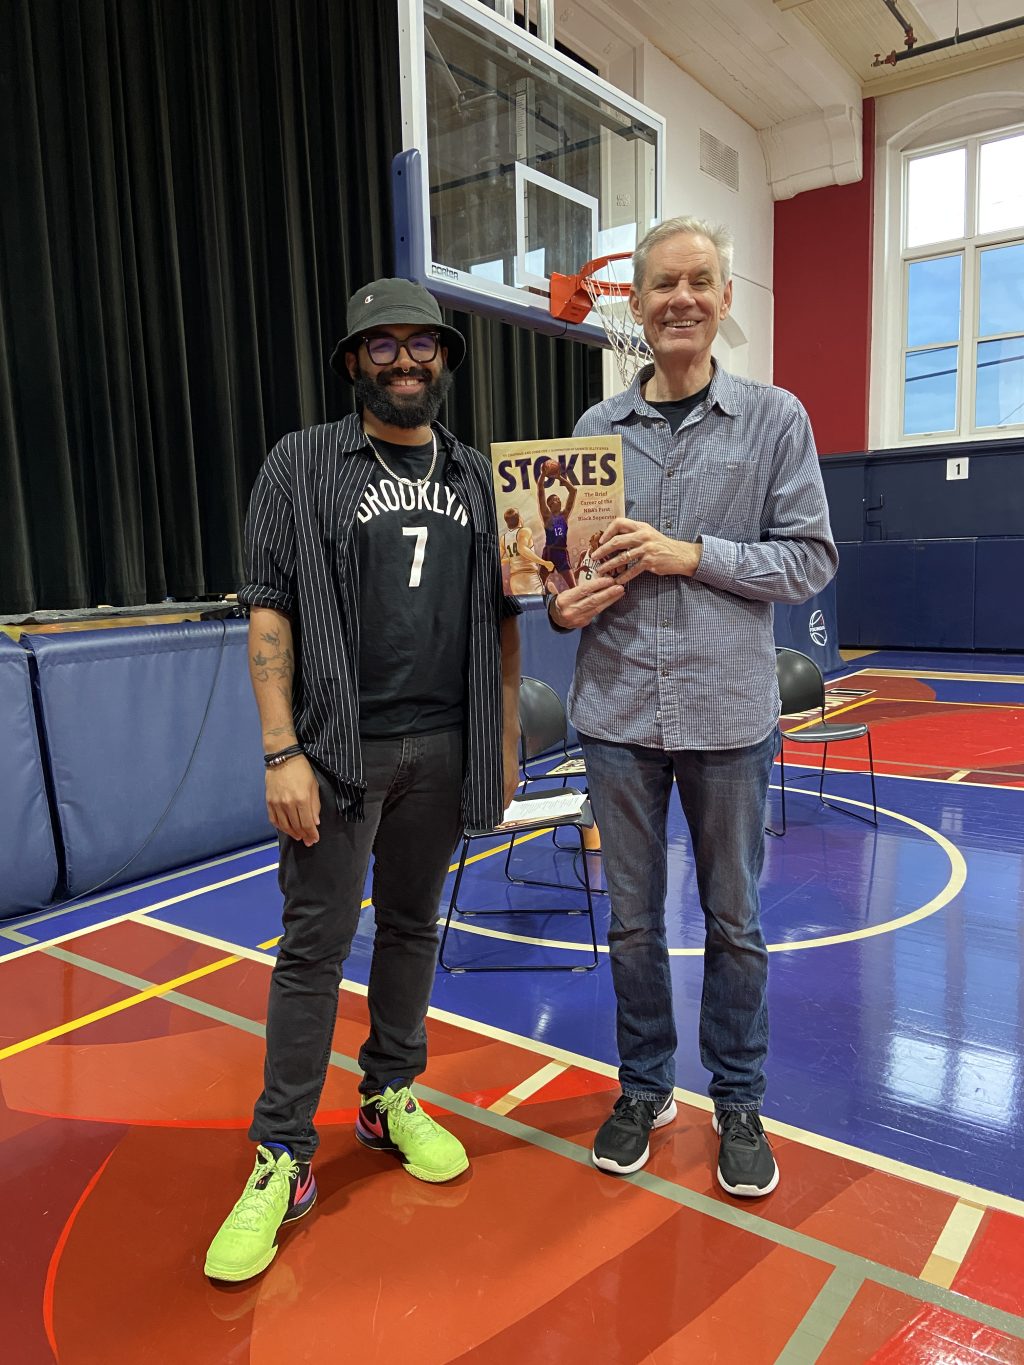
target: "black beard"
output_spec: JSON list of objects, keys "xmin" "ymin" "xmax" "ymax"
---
[{"xmin": 353, "ymin": 363, "xmax": 454, "ymax": 429}]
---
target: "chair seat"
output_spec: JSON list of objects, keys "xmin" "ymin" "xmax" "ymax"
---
[
  {"xmin": 786, "ymin": 722, "xmax": 868, "ymax": 743},
  {"xmin": 466, "ymin": 785, "xmax": 593, "ymax": 837}
]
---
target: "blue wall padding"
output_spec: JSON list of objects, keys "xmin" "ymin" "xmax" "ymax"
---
[
  {"xmin": 8, "ymin": 582, "xmax": 842, "ymax": 916},
  {"xmin": 833, "ymin": 537, "xmax": 1022, "ymax": 649},
  {"xmin": 914, "ymin": 541, "xmax": 976, "ymax": 649},
  {"xmin": 26, "ymin": 621, "xmax": 273, "ymax": 899},
  {"xmin": 834, "ymin": 545, "xmax": 862, "ymax": 647},
  {"xmin": 858, "ymin": 542, "xmax": 917, "ymax": 648},
  {"xmin": 0, "ymin": 635, "xmax": 60, "ymax": 918},
  {"xmin": 821, "ymin": 442, "xmax": 1024, "ymax": 650},
  {"xmin": 773, "ymin": 585, "xmax": 841, "ymax": 674},
  {"xmin": 975, "ymin": 540, "xmax": 1024, "ymax": 650},
  {"xmin": 519, "ymin": 599, "xmax": 579, "ymax": 720}
]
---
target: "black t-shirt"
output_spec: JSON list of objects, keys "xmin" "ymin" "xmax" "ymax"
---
[
  {"xmin": 356, "ymin": 433, "xmax": 472, "ymax": 738},
  {"xmin": 649, "ymin": 379, "xmax": 713, "ymax": 434}
]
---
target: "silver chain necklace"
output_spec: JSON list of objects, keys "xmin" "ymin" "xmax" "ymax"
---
[{"xmin": 363, "ymin": 428, "xmax": 438, "ymax": 487}]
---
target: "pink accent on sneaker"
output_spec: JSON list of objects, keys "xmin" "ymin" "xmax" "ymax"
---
[
  {"xmin": 294, "ymin": 1167, "xmax": 314, "ymax": 1203},
  {"xmin": 358, "ymin": 1108, "xmax": 384, "ymax": 1139}
]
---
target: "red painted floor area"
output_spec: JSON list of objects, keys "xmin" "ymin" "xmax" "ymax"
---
[
  {"xmin": 4, "ymin": 919, "xmax": 1024, "ymax": 1363},
  {"xmin": 784, "ymin": 671, "xmax": 1024, "ymax": 786}
]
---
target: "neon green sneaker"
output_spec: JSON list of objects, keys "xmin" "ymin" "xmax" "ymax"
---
[
  {"xmin": 204, "ymin": 1145, "xmax": 317, "ymax": 1282},
  {"xmin": 355, "ymin": 1085, "xmax": 468, "ymax": 1183}
]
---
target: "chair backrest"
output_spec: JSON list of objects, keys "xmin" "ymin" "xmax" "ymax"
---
[
  {"xmin": 775, "ymin": 648, "xmax": 825, "ymax": 718},
  {"xmin": 518, "ymin": 676, "xmax": 569, "ymax": 763}
]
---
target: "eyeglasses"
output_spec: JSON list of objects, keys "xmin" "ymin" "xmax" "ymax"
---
[{"xmin": 361, "ymin": 332, "xmax": 440, "ymax": 365}]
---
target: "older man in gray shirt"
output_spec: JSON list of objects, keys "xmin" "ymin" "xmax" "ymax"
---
[{"xmin": 548, "ymin": 216, "xmax": 837, "ymax": 1197}]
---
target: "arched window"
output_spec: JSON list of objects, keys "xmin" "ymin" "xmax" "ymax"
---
[{"xmin": 875, "ymin": 102, "xmax": 1024, "ymax": 446}]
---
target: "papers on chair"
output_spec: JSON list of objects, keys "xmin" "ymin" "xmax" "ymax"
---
[
  {"xmin": 497, "ymin": 791, "xmax": 587, "ymax": 829},
  {"xmin": 546, "ymin": 757, "xmax": 587, "ymax": 776}
]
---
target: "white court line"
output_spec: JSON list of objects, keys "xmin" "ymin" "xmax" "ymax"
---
[
  {"xmin": 0, "ymin": 840, "xmax": 277, "ymax": 940},
  {"xmin": 0, "ymin": 864, "xmax": 278, "ymax": 965},
  {"xmin": 138, "ymin": 913, "xmax": 281, "ymax": 967},
  {"xmin": 37, "ymin": 912, "xmax": 1024, "ymax": 1222},
  {"xmin": 780, "ymin": 757, "xmax": 1023, "ymax": 795},
  {"xmin": 921, "ymin": 1200, "xmax": 986, "ymax": 1288},
  {"xmin": 489, "ymin": 1060, "xmax": 568, "ymax": 1115}
]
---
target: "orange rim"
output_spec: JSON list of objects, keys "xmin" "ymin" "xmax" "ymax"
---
[{"xmin": 549, "ymin": 252, "xmax": 633, "ymax": 324}]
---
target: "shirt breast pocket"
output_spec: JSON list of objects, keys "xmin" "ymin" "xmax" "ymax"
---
[{"xmin": 693, "ymin": 456, "xmax": 760, "ymax": 537}]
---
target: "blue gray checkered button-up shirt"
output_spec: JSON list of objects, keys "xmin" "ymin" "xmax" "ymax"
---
[{"xmin": 569, "ymin": 363, "xmax": 838, "ymax": 751}]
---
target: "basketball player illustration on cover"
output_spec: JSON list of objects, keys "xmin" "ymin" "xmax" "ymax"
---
[
  {"xmin": 576, "ymin": 531, "xmax": 602, "ymax": 584},
  {"xmin": 537, "ymin": 462, "xmax": 578, "ymax": 591},
  {"xmin": 501, "ymin": 507, "xmax": 554, "ymax": 595}
]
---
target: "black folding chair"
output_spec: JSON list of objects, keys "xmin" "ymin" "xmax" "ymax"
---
[
  {"xmin": 438, "ymin": 677, "xmax": 599, "ymax": 973},
  {"xmin": 767, "ymin": 648, "xmax": 878, "ymax": 836},
  {"xmin": 518, "ymin": 676, "xmax": 584, "ymax": 793}
]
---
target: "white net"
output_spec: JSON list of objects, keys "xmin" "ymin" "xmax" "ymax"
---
[{"xmin": 582, "ymin": 264, "xmax": 650, "ymax": 389}]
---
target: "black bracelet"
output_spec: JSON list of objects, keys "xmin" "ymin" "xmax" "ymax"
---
[{"xmin": 264, "ymin": 743, "xmax": 304, "ymax": 768}]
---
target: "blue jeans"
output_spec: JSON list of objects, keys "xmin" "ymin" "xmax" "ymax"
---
[
  {"xmin": 579, "ymin": 729, "xmax": 777, "ymax": 1112},
  {"xmin": 250, "ymin": 730, "xmax": 464, "ymax": 1159}
]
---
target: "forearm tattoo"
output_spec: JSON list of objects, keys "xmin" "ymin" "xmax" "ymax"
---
[{"xmin": 251, "ymin": 628, "xmax": 295, "ymax": 707}]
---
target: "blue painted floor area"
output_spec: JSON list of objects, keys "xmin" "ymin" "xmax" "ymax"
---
[
  {"xmin": 838, "ymin": 649, "xmax": 1024, "ymax": 676},
  {"xmin": 423, "ymin": 770, "xmax": 1024, "ymax": 1198},
  {"xmin": 0, "ymin": 842, "xmax": 278, "ymax": 954},
  {"xmin": 921, "ymin": 679, "xmax": 1024, "ymax": 703}
]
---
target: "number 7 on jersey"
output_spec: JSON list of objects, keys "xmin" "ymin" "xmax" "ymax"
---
[{"xmin": 402, "ymin": 526, "xmax": 428, "ymax": 587}]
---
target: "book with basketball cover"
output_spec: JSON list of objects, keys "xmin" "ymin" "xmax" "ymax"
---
[{"xmin": 490, "ymin": 435, "xmax": 625, "ymax": 598}]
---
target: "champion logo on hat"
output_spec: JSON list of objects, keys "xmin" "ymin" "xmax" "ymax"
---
[{"xmin": 330, "ymin": 277, "xmax": 467, "ymax": 380}]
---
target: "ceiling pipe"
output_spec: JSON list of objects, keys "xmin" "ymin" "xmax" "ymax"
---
[
  {"xmin": 873, "ymin": 13, "xmax": 1024, "ymax": 65},
  {"xmin": 880, "ymin": 0, "xmax": 917, "ymax": 49}
]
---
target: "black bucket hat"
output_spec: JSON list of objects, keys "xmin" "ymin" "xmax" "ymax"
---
[{"xmin": 329, "ymin": 278, "xmax": 467, "ymax": 381}]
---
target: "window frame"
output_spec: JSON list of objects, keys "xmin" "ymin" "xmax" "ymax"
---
[{"xmin": 878, "ymin": 120, "xmax": 1024, "ymax": 449}]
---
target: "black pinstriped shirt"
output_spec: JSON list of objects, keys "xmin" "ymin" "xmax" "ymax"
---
[{"xmin": 239, "ymin": 413, "xmax": 519, "ymax": 826}]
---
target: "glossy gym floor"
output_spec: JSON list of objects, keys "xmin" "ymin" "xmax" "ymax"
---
[{"xmin": 2, "ymin": 649, "xmax": 1023, "ymax": 1363}]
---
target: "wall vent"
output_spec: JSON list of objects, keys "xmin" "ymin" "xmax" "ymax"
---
[{"xmin": 699, "ymin": 129, "xmax": 739, "ymax": 192}]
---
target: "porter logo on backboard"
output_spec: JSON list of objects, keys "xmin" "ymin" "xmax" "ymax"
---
[{"xmin": 809, "ymin": 610, "xmax": 827, "ymax": 647}]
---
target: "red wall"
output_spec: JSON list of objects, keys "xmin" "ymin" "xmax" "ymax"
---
[{"xmin": 773, "ymin": 99, "xmax": 875, "ymax": 456}]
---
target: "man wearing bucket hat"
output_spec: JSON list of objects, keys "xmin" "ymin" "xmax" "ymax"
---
[{"xmin": 205, "ymin": 279, "xmax": 522, "ymax": 1282}]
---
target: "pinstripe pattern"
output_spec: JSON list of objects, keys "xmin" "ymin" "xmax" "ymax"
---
[
  {"xmin": 570, "ymin": 364, "xmax": 838, "ymax": 750},
  {"xmin": 239, "ymin": 414, "xmax": 516, "ymax": 827}
]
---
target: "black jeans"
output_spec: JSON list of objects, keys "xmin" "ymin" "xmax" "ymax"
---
[{"xmin": 249, "ymin": 730, "xmax": 464, "ymax": 1159}]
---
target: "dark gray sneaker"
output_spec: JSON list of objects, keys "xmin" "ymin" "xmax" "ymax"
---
[
  {"xmin": 713, "ymin": 1110, "xmax": 779, "ymax": 1197},
  {"xmin": 592, "ymin": 1092, "xmax": 677, "ymax": 1174}
]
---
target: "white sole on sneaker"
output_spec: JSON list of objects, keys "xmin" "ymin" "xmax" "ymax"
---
[
  {"xmin": 712, "ymin": 1113, "xmax": 779, "ymax": 1197},
  {"xmin": 592, "ymin": 1099, "xmax": 678, "ymax": 1175}
]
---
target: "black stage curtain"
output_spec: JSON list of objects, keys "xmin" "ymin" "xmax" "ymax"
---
[{"xmin": 0, "ymin": 0, "xmax": 599, "ymax": 614}]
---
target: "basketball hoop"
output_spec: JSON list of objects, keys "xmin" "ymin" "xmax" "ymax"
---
[{"xmin": 549, "ymin": 252, "xmax": 650, "ymax": 387}]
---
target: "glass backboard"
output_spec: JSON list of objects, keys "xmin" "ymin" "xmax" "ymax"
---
[{"xmin": 393, "ymin": 0, "xmax": 664, "ymax": 344}]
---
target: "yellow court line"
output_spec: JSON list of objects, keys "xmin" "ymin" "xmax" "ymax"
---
[
  {"xmin": 920, "ymin": 1200, "xmax": 986, "ymax": 1288},
  {"xmin": 785, "ymin": 695, "xmax": 875, "ymax": 734},
  {"xmin": 0, "ymin": 953, "xmax": 242, "ymax": 1062},
  {"xmin": 948, "ymin": 770, "xmax": 971, "ymax": 783}
]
